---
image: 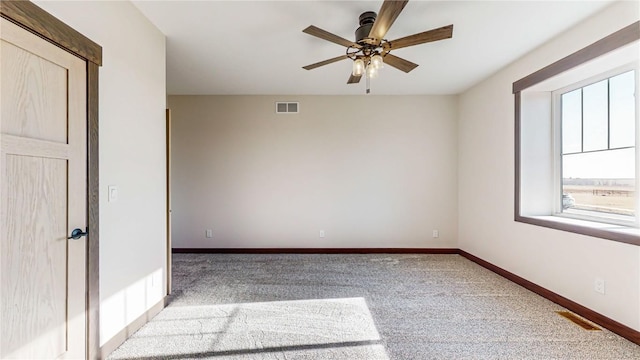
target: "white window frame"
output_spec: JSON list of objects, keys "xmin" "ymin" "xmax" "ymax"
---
[
  {"xmin": 551, "ymin": 64, "xmax": 639, "ymax": 228},
  {"xmin": 513, "ymin": 21, "xmax": 640, "ymax": 246}
]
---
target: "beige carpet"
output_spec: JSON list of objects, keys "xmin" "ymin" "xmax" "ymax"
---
[{"xmin": 108, "ymin": 254, "xmax": 640, "ymax": 359}]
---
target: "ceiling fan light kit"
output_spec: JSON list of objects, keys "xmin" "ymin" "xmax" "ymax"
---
[
  {"xmin": 302, "ymin": 0, "xmax": 453, "ymax": 93},
  {"xmin": 371, "ymin": 54, "xmax": 384, "ymax": 70},
  {"xmin": 352, "ymin": 58, "xmax": 365, "ymax": 76},
  {"xmin": 366, "ymin": 65, "xmax": 378, "ymax": 79}
]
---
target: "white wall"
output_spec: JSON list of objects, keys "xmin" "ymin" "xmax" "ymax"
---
[
  {"xmin": 458, "ymin": 1, "xmax": 640, "ymax": 331},
  {"xmin": 34, "ymin": 0, "xmax": 167, "ymax": 346},
  {"xmin": 169, "ymin": 95, "xmax": 458, "ymax": 249}
]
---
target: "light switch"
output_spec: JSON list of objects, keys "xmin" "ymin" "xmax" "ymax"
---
[{"xmin": 108, "ymin": 185, "xmax": 118, "ymax": 202}]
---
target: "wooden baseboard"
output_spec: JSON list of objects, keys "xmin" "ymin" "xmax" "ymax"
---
[
  {"xmin": 458, "ymin": 250, "xmax": 640, "ymax": 345},
  {"xmin": 172, "ymin": 248, "xmax": 459, "ymax": 254},
  {"xmin": 99, "ymin": 296, "xmax": 167, "ymax": 359}
]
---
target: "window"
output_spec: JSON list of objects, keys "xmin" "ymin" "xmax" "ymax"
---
[
  {"xmin": 513, "ymin": 21, "xmax": 640, "ymax": 246},
  {"xmin": 554, "ymin": 68, "xmax": 637, "ymax": 226}
]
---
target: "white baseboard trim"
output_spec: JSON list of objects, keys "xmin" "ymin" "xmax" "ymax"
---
[{"xmin": 99, "ymin": 296, "xmax": 167, "ymax": 359}]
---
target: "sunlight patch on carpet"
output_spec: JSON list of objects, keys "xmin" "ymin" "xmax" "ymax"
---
[{"xmin": 108, "ymin": 297, "xmax": 388, "ymax": 359}]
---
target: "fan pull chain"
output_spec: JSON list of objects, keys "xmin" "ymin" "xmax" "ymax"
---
[{"xmin": 366, "ymin": 72, "xmax": 371, "ymax": 94}]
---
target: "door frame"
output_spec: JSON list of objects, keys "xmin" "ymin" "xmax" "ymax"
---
[
  {"xmin": 0, "ymin": 2, "xmax": 102, "ymax": 359},
  {"xmin": 166, "ymin": 109, "xmax": 172, "ymax": 295}
]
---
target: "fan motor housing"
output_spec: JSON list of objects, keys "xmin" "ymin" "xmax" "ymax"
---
[{"xmin": 355, "ymin": 11, "xmax": 377, "ymax": 43}]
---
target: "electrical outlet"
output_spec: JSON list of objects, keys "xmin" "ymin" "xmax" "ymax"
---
[
  {"xmin": 594, "ymin": 277, "xmax": 605, "ymax": 295},
  {"xmin": 205, "ymin": 229, "xmax": 213, "ymax": 238},
  {"xmin": 319, "ymin": 230, "xmax": 325, "ymax": 238},
  {"xmin": 432, "ymin": 230, "xmax": 439, "ymax": 238}
]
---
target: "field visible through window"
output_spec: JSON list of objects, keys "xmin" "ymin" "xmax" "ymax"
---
[{"xmin": 563, "ymin": 180, "xmax": 635, "ymax": 217}]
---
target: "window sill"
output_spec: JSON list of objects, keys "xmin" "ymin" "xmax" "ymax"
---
[{"xmin": 516, "ymin": 214, "xmax": 640, "ymax": 246}]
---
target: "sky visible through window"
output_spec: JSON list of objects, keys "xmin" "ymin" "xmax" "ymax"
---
[
  {"xmin": 562, "ymin": 70, "xmax": 635, "ymax": 179},
  {"xmin": 560, "ymin": 69, "xmax": 636, "ymax": 218}
]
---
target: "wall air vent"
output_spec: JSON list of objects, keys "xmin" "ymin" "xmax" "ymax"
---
[{"xmin": 276, "ymin": 102, "xmax": 299, "ymax": 114}]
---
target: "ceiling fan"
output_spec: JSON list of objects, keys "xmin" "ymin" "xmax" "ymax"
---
[{"xmin": 302, "ymin": 0, "xmax": 453, "ymax": 93}]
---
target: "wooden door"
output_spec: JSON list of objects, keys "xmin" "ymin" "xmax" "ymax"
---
[{"xmin": 0, "ymin": 17, "xmax": 87, "ymax": 359}]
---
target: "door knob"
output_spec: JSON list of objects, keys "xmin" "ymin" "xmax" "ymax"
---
[{"xmin": 68, "ymin": 228, "xmax": 88, "ymax": 240}]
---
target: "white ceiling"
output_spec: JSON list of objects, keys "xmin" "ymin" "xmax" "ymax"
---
[{"xmin": 132, "ymin": 0, "xmax": 614, "ymax": 95}]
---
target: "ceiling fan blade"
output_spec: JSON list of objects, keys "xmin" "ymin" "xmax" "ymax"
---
[
  {"xmin": 347, "ymin": 74, "xmax": 362, "ymax": 84},
  {"xmin": 302, "ymin": 55, "xmax": 349, "ymax": 70},
  {"xmin": 303, "ymin": 25, "xmax": 361, "ymax": 48},
  {"xmin": 368, "ymin": 0, "xmax": 409, "ymax": 42},
  {"xmin": 383, "ymin": 53, "xmax": 418, "ymax": 73},
  {"xmin": 386, "ymin": 24, "xmax": 453, "ymax": 50}
]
